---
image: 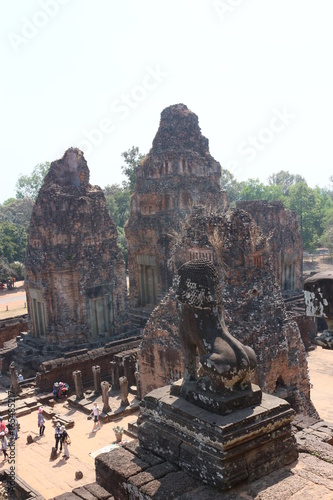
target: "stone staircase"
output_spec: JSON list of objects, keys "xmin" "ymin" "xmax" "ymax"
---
[{"xmin": 129, "ymin": 307, "xmax": 153, "ymax": 328}]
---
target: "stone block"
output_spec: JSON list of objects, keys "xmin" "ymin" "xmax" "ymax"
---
[
  {"xmin": 96, "ymin": 447, "xmax": 149, "ymax": 499},
  {"xmin": 173, "ymin": 380, "xmax": 262, "ymax": 415},
  {"xmin": 16, "ymin": 407, "xmax": 32, "ymax": 418},
  {"xmin": 52, "ymin": 494, "xmax": 81, "ymax": 500},
  {"xmin": 83, "ymin": 482, "xmax": 114, "ymax": 499},
  {"xmin": 52, "ymin": 414, "xmax": 75, "ymax": 428},
  {"xmin": 22, "ymin": 397, "xmax": 38, "ymax": 408},
  {"xmin": 139, "ymin": 470, "xmax": 202, "ymax": 500},
  {"xmin": 42, "ymin": 406, "xmax": 55, "ymax": 418},
  {"xmin": 123, "ymin": 440, "xmax": 164, "ymax": 467},
  {"xmin": 128, "ymin": 461, "xmax": 179, "ymax": 489},
  {"xmin": 72, "ymin": 486, "xmax": 96, "ymax": 500}
]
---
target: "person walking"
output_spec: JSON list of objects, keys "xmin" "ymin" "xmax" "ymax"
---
[
  {"xmin": 0, "ymin": 432, "xmax": 8, "ymax": 462},
  {"xmin": 61, "ymin": 426, "xmax": 69, "ymax": 460},
  {"xmin": 90, "ymin": 402, "xmax": 101, "ymax": 432},
  {"xmin": 38, "ymin": 408, "xmax": 45, "ymax": 436},
  {"xmin": 54, "ymin": 422, "xmax": 62, "ymax": 452}
]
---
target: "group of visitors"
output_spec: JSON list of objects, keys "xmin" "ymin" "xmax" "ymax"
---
[
  {"xmin": 54, "ymin": 421, "xmax": 70, "ymax": 459},
  {"xmin": 38, "ymin": 408, "xmax": 70, "ymax": 460}
]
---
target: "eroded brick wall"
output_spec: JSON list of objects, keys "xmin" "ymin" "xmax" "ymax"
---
[
  {"xmin": 36, "ymin": 337, "xmax": 141, "ymax": 392},
  {"xmin": 0, "ymin": 315, "xmax": 28, "ymax": 348}
]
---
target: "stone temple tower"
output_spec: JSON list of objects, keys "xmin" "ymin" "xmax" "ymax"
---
[
  {"xmin": 125, "ymin": 104, "xmax": 228, "ymax": 312},
  {"xmin": 25, "ymin": 148, "xmax": 128, "ymax": 346}
]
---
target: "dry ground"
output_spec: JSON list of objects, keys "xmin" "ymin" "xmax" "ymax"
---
[
  {"xmin": 0, "ymin": 394, "xmax": 137, "ymax": 499},
  {"xmin": 0, "ymin": 281, "xmax": 27, "ymax": 320}
]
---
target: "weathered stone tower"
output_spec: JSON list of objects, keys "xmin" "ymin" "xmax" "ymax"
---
[
  {"xmin": 25, "ymin": 148, "xmax": 128, "ymax": 346},
  {"xmin": 138, "ymin": 207, "xmax": 317, "ymax": 416},
  {"xmin": 237, "ymin": 200, "xmax": 303, "ymax": 294},
  {"xmin": 125, "ymin": 104, "xmax": 228, "ymax": 310}
]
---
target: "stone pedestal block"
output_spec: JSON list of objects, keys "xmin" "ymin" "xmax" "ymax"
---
[
  {"xmin": 138, "ymin": 385, "xmax": 298, "ymax": 491},
  {"xmin": 171, "ymin": 378, "xmax": 262, "ymax": 415}
]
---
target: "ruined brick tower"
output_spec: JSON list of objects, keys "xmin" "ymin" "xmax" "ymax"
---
[
  {"xmin": 237, "ymin": 200, "xmax": 303, "ymax": 294},
  {"xmin": 138, "ymin": 206, "xmax": 316, "ymax": 416},
  {"xmin": 125, "ymin": 104, "xmax": 228, "ymax": 310},
  {"xmin": 25, "ymin": 148, "xmax": 128, "ymax": 346}
]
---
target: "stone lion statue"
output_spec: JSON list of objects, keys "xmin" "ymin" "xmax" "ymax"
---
[{"xmin": 176, "ymin": 259, "xmax": 257, "ymax": 396}]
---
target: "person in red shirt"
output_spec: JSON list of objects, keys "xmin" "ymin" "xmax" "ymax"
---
[{"xmin": 0, "ymin": 417, "xmax": 6, "ymax": 433}]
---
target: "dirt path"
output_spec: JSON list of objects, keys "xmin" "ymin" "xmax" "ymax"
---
[{"xmin": 0, "ymin": 281, "xmax": 27, "ymax": 319}]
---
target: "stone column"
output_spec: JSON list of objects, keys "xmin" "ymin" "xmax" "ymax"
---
[
  {"xmin": 110, "ymin": 361, "xmax": 120, "ymax": 390},
  {"xmin": 101, "ymin": 381, "xmax": 111, "ymax": 413},
  {"xmin": 123, "ymin": 356, "xmax": 130, "ymax": 381},
  {"xmin": 119, "ymin": 376, "xmax": 130, "ymax": 407},
  {"xmin": 92, "ymin": 365, "xmax": 101, "ymax": 394},
  {"xmin": 9, "ymin": 362, "xmax": 22, "ymax": 395},
  {"xmin": 72, "ymin": 370, "xmax": 84, "ymax": 399},
  {"xmin": 35, "ymin": 371, "xmax": 42, "ymax": 390}
]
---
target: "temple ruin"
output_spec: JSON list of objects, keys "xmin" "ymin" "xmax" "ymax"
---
[
  {"xmin": 138, "ymin": 206, "xmax": 316, "ymax": 416},
  {"xmin": 97, "ymin": 260, "xmax": 298, "ymax": 495},
  {"xmin": 237, "ymin": 200, "xmax": 303, "ymax": 294},
  {"xmin": 25, "ymin": 148, "xmax": 129, "ymax": 347},
  {"xmin": 125, "ymin": 104, "xmax": 228, "ymax": 317}
]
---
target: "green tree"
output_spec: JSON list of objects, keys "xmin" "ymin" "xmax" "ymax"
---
[
  {"xmin": 286, "ymin": 182, "xmax": 319, "ymax": 250},
  {"xmin": 220, "ymin": 168, "xmax": 244, "ymax": 203},
  {"xmin": 15, "ymin": 162, "xmax": 50, "ymax": 200},
  {"xmin": 239, "ymin": 178, "xmax": 285, "ymax": 202},
  {"xmin": 0, "ymin": 257, "xmax": 20, "ymax": 281},
  {"xmin": 104, "ymin": 184, "xmax": 131, "ymax": 228},
  {"xmin": 268, "ymin": 170, "xmax": 305, "ymax": 196},
  {"xmin": 239, "ymin": 178, "xmax": 266, "ymax": 200},
  {"xmin": 121, "ymin": 147, "xmax": 144, "ymax": 191},
  {"xmin": 0, "ymin": 197, "xmax": 34, "ymax": 227},
  {"xmin": 321, "ymin": 225, "xmax": 333, "ymax": 255},
  {"xmin": 0, "ymin": 221, "xmax": 27, "ymax": 262}
]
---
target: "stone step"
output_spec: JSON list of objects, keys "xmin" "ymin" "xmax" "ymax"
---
[
  {"xmin": 126, "ymin": 418, "xmax": 138, "ymax": 438},
  {"xmin": 16, "ymin": 407, "xmax": 32, "ymax": 418},
  {"xmin": 51, "ymin": 414, "xmax": 75, "ymax": 429}
]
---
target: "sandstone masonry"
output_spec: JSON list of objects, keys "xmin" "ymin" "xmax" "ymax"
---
[{"xmin": 25, "ymin": 148, "xmax": 129, "ymax": 346}]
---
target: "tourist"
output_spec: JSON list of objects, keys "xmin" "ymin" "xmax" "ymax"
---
[
  {"xmin": 0, "ymin": 417, "xmax": 6, "ymax": 434},
  {"xmin": 38, "ymin": 407, "xmax": 45, "ymax": 436},
  {"xmin": 54, "ymin": 422, "xmax": 62, "ymax": 452},
  {"xmin": 61, "ymin": 425, "xmax": 69, "ymax": 459},
  {"xmin": 0, "ymin": 432, "xmax": 8, "ymax": 462},
  {"xmin": 90, "ymin": 402, "xmax": 101, "ymax": 432}
]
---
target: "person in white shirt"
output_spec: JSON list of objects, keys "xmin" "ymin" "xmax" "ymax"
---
[{"xmin": 90, "ymin": 402, "xmax": 101, "ymax": 432}]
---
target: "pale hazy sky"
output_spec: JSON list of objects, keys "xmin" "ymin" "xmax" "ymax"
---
[{"xmin": 1, "ymin": 0, "xmax": 332, "ymax": 203}]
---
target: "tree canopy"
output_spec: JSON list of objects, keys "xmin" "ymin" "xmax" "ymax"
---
[
  {"xmin": 220, "ymin": 169, "xmax": 333, "ymax": 251},
  {"xmin": 121, "ymin": 146, "xmax": 145, "ymax": 191},
  {"xmin": 15, "ymin": 162, "xmax": 50, "ymax": 200}
]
